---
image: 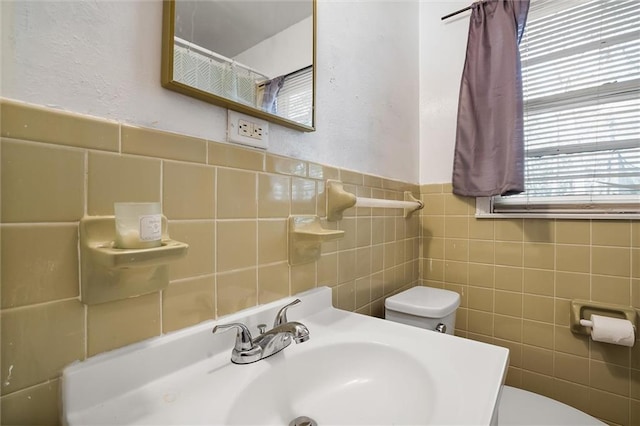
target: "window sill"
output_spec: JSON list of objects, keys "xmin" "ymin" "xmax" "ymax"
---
[
  {"xmin": 475, "ymin": 212, "xmax": 640, "ymax": 220},
  {"xmin": 474, "ymin": 197, "xmax": 640, "ymax": 220}
]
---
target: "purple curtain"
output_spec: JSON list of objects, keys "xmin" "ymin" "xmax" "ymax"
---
[
  {"xmin": 452, "ymin": 0, "xmax": 530, "ymax": 197},
  {"xmin": 261, "ymin": 75, "xmax": 286, "ymax": 114}
]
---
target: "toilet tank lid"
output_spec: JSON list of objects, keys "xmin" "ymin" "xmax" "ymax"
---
[{"xmin": 385, "ymin": 286, "xmax": 461, "ymax": 318}]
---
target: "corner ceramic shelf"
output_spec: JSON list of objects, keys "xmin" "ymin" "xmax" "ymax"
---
[
  {"xmin": 289, "ymin": 215, "xmax": 344, "ymax": 265},
  {"xmin": 80, "ymin": 216, "xmax": 188, "ymax": 305}
]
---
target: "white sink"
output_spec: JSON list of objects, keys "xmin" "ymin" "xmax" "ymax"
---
[
  {"xmin": 227, "ymin": 342, "xmax": 435, "ymax": 425},
  {"xmin": 63, "ymin": 287, "xmax": 509, "ymax": 425}
]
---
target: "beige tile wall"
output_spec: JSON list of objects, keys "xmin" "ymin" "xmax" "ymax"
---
[
  {"xmin": 420, "ymin": 183, "xmax": 640, "ymax": 426},
  {"xmin": 7, "ymin": 97, "xmax": 636, "ymax": 425},
  {"xmin": 0, "ymin": 99, "xmax": 420, "ymax": 425}
]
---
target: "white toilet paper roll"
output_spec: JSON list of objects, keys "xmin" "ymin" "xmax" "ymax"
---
[{"xmin": 584, "ymin": 315, "xmax": 635, "ymax": 347}]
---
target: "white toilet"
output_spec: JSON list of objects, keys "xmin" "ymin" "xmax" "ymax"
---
[
  {"xmin": 385, "ymin": 286, "xmax": 605, "ymax": 426},
  {"xmin": 385, "ymin": 285, "xmax": 460, "ymax": 335}
]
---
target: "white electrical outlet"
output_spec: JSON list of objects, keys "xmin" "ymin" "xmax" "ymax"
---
[
  {"xmin": 251, "ymin": 124, "xmax": 264, "ymax": 140},
  {"xmin": 238, "ymin": 119, "xmax": 252, "ymax": 138},
  {"xmin": 228, "ymin": 110, "xmax": 269, "ymax": 149}
]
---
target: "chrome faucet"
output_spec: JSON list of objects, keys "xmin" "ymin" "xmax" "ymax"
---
[{"xmin": 212, "ymin": 299, "xmax": 309, "ymax": 364}]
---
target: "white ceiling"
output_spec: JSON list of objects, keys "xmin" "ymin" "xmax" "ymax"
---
[{"xmin": 175, "ymin": 0, "xmax": 312, "ymax": 58}]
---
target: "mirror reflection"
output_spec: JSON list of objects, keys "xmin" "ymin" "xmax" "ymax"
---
[{"xmin": 164, "ymin": 0, "xmax": 315, "ymax": 130}]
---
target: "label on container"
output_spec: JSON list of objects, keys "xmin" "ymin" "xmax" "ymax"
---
[{"xmin": 139, "ymin": 214, "xmax": 162, "ymax": 241}]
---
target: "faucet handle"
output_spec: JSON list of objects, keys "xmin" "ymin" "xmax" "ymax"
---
[
  {"xmin": 212, "ymin": 323, "xmax": 262, "ymax": 364},
  {"xmin": 212, "ymin": 323, "xmax": 255, "ymax": 352},
  {"xmin": 273, "ymin": 298, "xmax": 301, "ymax": 328}
]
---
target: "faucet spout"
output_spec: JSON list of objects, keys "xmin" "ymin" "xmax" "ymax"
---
[
  {"xmin": 252, "ymin": 321, "xmax": 310, "ymax": 360},
  {"xmin": 269, "ymin": 321, "xmax": 310, "ymax": 343}
]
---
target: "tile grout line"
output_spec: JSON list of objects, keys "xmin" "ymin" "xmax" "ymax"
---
[
  {"xmin": 213, "ymin": 167, "xmax": 219, "ymax": 319},
  {"xmin": 159, "ymin": 158, "xmax": 165, "ymax": 334},
  {"xmin": 82, "ymin": 148, "xmax": 89, "ymax": 359}
]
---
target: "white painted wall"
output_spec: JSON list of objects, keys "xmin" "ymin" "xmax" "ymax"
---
[
  {"xmin": 234, "ymin": 16, "xmax": 313, "ymax": 78},
  {"xmin": 1, "ymin": 0, "xmax": 420, "ymax": 184},
  {"xmin": 419, "ymin": 1, "xmax": 469, "ymax": 184}
]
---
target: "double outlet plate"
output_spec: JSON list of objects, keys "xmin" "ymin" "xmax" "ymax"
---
[{"xmin": 227, "ymin": 110, "xmax": 269, "ymax": 149}]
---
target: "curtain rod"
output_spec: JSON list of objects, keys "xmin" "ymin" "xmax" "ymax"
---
[
  {"xmin": 174, "ymin": 36, "xmax": 269, "ymax": 79},
  {"xmin": 441, "ymin": 4, "xmax": 473, "ymax": 20},
  {"xmin": 257, "ymin": 65, "xmax": 312, "ymax": 87}
]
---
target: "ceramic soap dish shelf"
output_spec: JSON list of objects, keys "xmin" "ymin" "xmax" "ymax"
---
[
  {"xmin": 79, "ymin": 216, "xmax": 188, "ymax": 305},
  {"xmin": 289, "ymin": 215, "xmax": 344, "ymax": 265}
]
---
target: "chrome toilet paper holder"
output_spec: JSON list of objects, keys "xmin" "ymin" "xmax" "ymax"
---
[{"xmin": 570, "ymin": 299, "xmax": 638, "ymax": 336}]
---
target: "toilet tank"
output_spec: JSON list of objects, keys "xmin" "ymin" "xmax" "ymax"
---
[{"xmin": 385, "ymin": 287, "xmax": 460, "ymax": 335}]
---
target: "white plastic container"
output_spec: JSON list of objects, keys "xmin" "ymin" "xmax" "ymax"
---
[{"xmin": 114, "ymin": 202, "xmax": 162, "ymax": 249}]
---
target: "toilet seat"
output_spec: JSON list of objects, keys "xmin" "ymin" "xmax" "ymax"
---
[{"xmin": 498, "ymin": 386, "xmax": 605, "ymax": 425}]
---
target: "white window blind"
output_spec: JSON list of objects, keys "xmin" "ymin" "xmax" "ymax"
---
[
  {"xmin": 276, "ymin": 66, "xmax": 313, "ymax": 127},
  {"xmin": 492, "ymin": 0, "xmax": 640, "ymax": 215}
]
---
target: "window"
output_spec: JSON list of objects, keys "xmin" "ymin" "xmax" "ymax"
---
[
  {"xmin": 276, "ymin": 66, "xmax": 314, "ymax": 127},
  {"xmin": 487, "ymin": 0, "xmax": 640, "ymax": 216}
]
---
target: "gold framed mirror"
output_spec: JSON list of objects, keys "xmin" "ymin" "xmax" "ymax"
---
[{"xmin": 161, "ymin": 0, "xmax": 316, "ymax": 132}]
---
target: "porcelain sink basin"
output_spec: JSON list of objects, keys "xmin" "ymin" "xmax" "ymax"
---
[
  {"xmin": 63, "ymin": 287, "xmax": 509, "ymax": 425},
  {"xmin": 227, "ymin": 342, "xmax": 435, "ymax": 425}
]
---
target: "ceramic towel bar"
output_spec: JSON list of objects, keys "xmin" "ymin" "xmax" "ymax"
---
[{"xmin": 326, "ymin": 180, "xmax": 423, "ymax": 221}]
